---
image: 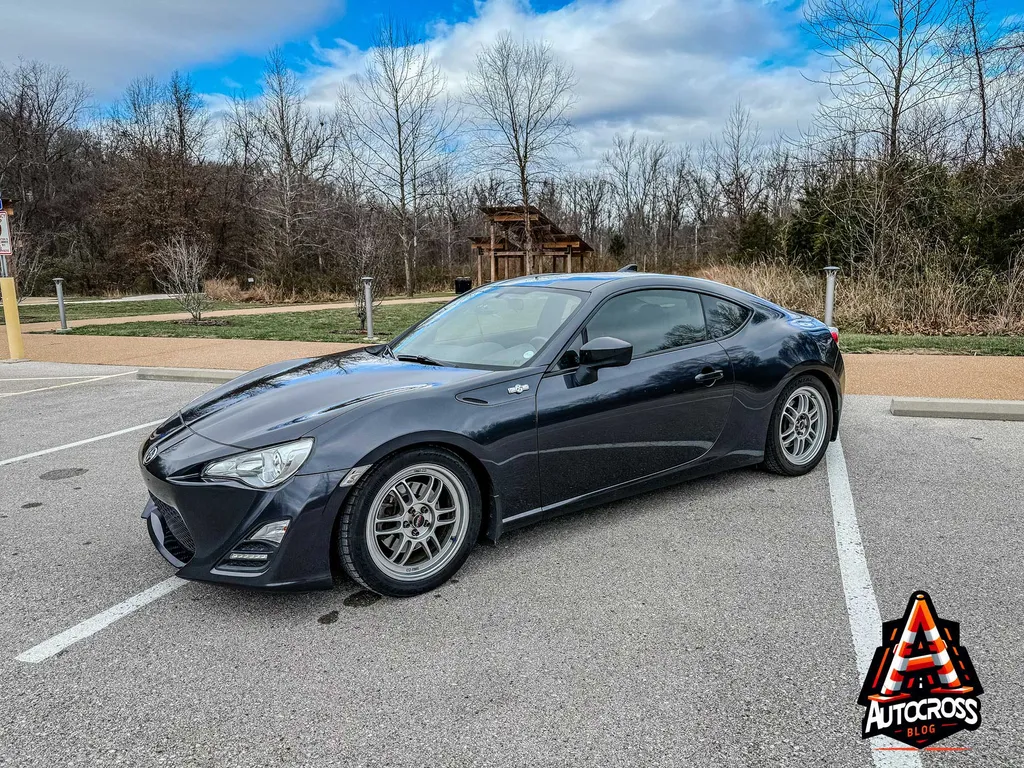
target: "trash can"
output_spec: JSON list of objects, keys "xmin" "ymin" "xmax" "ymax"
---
[{"xmin": 454, "ymin": 276, "xmax": 472, "ymax": 295}]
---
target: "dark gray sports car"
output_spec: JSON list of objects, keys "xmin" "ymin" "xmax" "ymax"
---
[{"xmin": 140, "ymin": 272, "xmax": 844, "ymax": 596}]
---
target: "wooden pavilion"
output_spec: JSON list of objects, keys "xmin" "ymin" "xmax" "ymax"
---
[{"xmin": 469, "ymin": 205, "xmax": 594, "ymax": 284}]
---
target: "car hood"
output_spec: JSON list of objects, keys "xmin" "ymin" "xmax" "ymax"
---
[{"xmin": 180, "ymin": 350, "xmax": 487, "ymax": 449}]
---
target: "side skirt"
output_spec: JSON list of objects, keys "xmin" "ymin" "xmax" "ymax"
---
[{"xmin": 499, "ymin": 451, "xmax": 763, "ymax": 535}]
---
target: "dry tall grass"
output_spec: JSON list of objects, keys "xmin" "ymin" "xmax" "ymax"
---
[
  {"xmin": 206, "ymin": 258, "xmax": 1024, "ymax": 336},
  {"xmin": 204, "ymin": 278, "xmax": 355, "ymax": 305},
  {"xmin": 690, "ymin": 260, "xmax": 1024, "ymax": 335}
]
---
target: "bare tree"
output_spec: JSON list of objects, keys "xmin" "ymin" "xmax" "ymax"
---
[
  {"xmin": 344, "ymin": 201, "xmax": 391, "ymax": 331},
  {"xmin": 714, "ymin": 104, "xmax": 766, "ymax": 224},
  {"xmin": 575, "ymin": 172, "xmax": 612, "ymax": 255},
  {"xmin": 152, "ymin": 234, "xmax": 211, "ymax": 321},
  {"xmin": 465, "ymin": 34, "xmax": 576, "ymax": 273},
  {"xmin": 659, "ymin": 149, "xmax": 694, "ymax": 266},
  {"xmin": 338, "ymin": 20, "xmax": 459, "ymax": 296},
  {"xmin": 227, "ymin": 50, "xmax": 338, "ymax": 285},
  {"xmin": 0, "ymin": 60, "xmax": 91, "ymax": 294},
  {"xmin": 605, "ymin": 132, "xmax": 670, "ymax": 269},
  {"xmin": 807, "ymin": 0, "xmax": 960, "ymax": 162},
  {"xmin": 105, "ymin": 72, "xmax": 213, "ymax": 262},
  {"xmin": 945, "ymin": 0, "xmax": 1024, "ymax": 167}
]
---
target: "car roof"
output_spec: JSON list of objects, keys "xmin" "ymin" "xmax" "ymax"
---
[{"xmin": 497, "ymin": 272, "xmax": 776, "ymax": 308}]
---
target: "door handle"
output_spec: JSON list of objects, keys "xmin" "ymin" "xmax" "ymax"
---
[{"xmin": 695, "ymin": 368, "xmax": 724, "ymax": 386}]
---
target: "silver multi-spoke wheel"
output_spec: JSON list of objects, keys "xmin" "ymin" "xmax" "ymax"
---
[
  {"xmin": 779, "ymin": 385, "xmax": 828, "ymax": 466},
  {"xmin": 365, "ymin": 464, "xmax": 469, "ymax": 582}
]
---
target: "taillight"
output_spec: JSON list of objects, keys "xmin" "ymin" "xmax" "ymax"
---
[{"xmin": 829, "ymin": 326, "xmax": 839, "ymax": 343}]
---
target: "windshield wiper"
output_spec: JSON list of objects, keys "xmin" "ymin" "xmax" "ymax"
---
[{"xmin": 395, "ymin": 353, "xmax": 445, "ymax": 367}]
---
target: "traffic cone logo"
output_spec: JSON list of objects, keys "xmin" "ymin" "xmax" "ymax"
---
[{"xmin": 858, "ymin": 591, "xmax": 983, "ymax": 748}]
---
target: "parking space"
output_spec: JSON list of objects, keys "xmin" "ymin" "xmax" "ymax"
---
[
  {"xmin": 1, "ymin": 362, "xmax": 1021, "ymax": 766},
  {"xmin": 842, "ymin": 397, "xmax": 1024, "ymax": 767}
]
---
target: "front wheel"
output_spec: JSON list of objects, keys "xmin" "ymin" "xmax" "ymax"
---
[
  {"xmin": 336, "ymin": 448, "xmax": 482, "ymax": 597},
  {"xmin": 762, "ymin": 376, "xmax": 833, "ymax": 476}
]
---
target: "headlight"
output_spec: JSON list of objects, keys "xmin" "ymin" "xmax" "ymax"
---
[{"xmin": 203, "ymin": 438, "xmax": 314, "ymax": 489}]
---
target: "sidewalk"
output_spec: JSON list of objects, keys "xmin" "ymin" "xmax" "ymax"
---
[
  {"xmin": 1, "ymin": 333, "xmax": 358, "ymax": 370},
  {"xmin": 845, "ymin": 354, "xmax": 1024, "ymax": 399},
  {"xmin": 17, "ymin": 296, "xmax": 446, "ymax": 332},
  {"xmin": 3, "ymin": 331, "xmax": 1024, "ymax": 398},
  {"xmin": 21, "ymin": 293, "xmax": 173, "ymax": 306}
]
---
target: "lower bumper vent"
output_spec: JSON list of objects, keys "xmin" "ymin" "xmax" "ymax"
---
[{"xmin": 151, "ymin": 495, "xmax": 195, "ymax": 564}]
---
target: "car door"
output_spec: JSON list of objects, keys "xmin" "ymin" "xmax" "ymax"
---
[{"xmin": 535, "ymin": 288, "xmax": 735, "ymax": 507}]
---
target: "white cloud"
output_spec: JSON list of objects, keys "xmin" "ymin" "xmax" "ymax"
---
[
  {"xmin": 5, "ymin": 0, "xmax": 827, "ymax": 162},
  {"xmin": 1, "ymin": 0, "xmax": 341, "ymax": 97},
  {"xmin": 303, "ymin": 0, "xmax": 827, "ymax": 164}
]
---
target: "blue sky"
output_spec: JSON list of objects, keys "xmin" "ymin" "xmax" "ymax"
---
[
  {"xmin": 4, "ymin": 0, "xmax": 1022, "ymax": 162},
  {"xmin": 186, "ymin": 0, "xmax": 696, "ymax": 96}
]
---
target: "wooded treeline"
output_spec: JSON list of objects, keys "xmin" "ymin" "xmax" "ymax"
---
[{"xmin": 1, "ymin": 0, "xmax": 1023, "ymax": 332}]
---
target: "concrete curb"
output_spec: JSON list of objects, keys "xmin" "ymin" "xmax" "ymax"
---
[
  {"xmin": 137, "ymin": 367, "xmax": 243, "ymax": 384},
  {"xmin": 891, "ymin": 397, "xmax": 1024, "ymax": 421}
]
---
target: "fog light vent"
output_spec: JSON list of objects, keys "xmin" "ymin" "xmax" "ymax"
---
[
  {"xmin": 221, "ymin": 541, "xmax": 276, "ymax": 570},
  {"xmin": 230, "ymin": 552, "xmax": 269, "ymax": 562}
]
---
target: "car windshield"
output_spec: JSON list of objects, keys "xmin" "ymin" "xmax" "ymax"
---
[{"xmin": 391, "ymin": 285, "xmax": 584, "ymax": 369}]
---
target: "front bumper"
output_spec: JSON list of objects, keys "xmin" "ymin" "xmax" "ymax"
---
[{"xmin": 141, "ymin": 466, "xmax": 350, "ymax": 590}]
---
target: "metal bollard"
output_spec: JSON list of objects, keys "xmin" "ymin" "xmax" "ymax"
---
[
  {"xmin": 53, "ymin": 277, "xmax": 68, "ymax": 331},
  {"xmin": 823, "ymin": 266, "xmax": 839, "ymax": 327},
  {"xmin": 361, "ymin": 277, "xmax": 374, "ymax": 338}
]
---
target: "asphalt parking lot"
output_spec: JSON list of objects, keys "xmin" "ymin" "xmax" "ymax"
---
[{"xmin": 1, "ymin": 361, "xmax": 1021, "ymax": 767}]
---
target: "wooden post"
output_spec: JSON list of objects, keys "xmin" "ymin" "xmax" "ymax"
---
[
  {"xmin": 567, "ymin": 245, "xmax": 573, "ymax": 274},
  {"xmin": 489, "ymin": 223, "xmax": 496, "ymax": 283},
  {"xmin": 476, "ymin": 246, "xmax": 482, "ymax": 286}
]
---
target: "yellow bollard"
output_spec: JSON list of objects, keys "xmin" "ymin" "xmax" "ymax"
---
[{"xmin": 1, "ymin": 276, "xmax": 25, "ymax": 360}]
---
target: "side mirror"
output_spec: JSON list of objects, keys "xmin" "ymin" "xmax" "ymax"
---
[
  {"xmin": 581, "ymin": 336, "xmax": 633, "ymax": 368},
  {"xmin": 575, "ymin": 336, "xmax": 632, "ymax": 385}
]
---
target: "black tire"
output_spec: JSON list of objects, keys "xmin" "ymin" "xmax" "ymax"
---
[
  {"xmin": 336, "ymin": 447, "xmax": 482, "ymax": 597},
  {"xmin": 762, "ymin": 375, "xmax": 834, "ymax": 476}
]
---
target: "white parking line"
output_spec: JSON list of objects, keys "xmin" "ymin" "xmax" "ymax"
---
[
  {"xmin": 0, "ymin": 376, "xmax": 101, "ymax": 381},
  {"xmin": 0, "ymin": 370, "xmax": 137, "ymax": 397},
  {"xmin": 15, "ymin": 577, "xmax": 188, "ymax": 663},
  {"xmin": 0, "ymin": 420, "xmax": 163, "ymax": 468},
  {"xmin": 826, "ymin": 438, "xmax": 922, "ymax": 768}
]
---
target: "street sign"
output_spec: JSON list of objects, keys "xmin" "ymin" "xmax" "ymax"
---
[{"xmin": 0, "ymin": 211, "xmax": 12, "ymax": 256}]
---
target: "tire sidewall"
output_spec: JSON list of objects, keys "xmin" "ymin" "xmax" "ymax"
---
[
  {"xmin": 338, "ymin": 448, "xmax": 482, "ymax": 597},
  {"xmin": 769, "ymin": 375, "xmax": 833, "ymax": 475}
]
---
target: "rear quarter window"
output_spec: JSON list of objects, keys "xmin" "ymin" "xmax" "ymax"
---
[{"xmin": 701, "ymin": 295, "xmax": 751, "ymax": 339}]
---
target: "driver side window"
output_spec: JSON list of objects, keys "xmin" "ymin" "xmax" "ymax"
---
[{"xmin": 586, "ymin": 289, "xmax": 707, "ymax": 357}]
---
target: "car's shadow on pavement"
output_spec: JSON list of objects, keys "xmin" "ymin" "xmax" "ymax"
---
[{"xmin": 178, "ymin": 465, "xmax": 801, "ymax": 620}]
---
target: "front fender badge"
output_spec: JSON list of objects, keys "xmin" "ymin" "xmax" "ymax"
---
[
  {"xmin": 340, "ymin": 465, "xmax": 371, "ymax": 487},
  {"xmin": 507, "ymin": 383, "xmax": 530, "ymax": 395}
]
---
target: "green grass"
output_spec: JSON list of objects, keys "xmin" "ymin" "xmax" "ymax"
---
[
  {"xmin": 841, "ymin": 333, "xmax": 1024, "ymax": 356},
  {"xmin": 47, "ymin": 302, "xmax": 1024, "ymax": 355},
  {"xmin": 61, "ymin": 302, "xmax": 447, "ymax": 344}
]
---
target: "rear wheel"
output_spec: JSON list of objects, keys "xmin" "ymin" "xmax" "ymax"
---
[
  {"xmin": 762, "ymin": 376, "xmax": 833, "ymax": 476},
  {"xmin": 336, "ymin": 448, "xmax": 481, "ymax": 597}
]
